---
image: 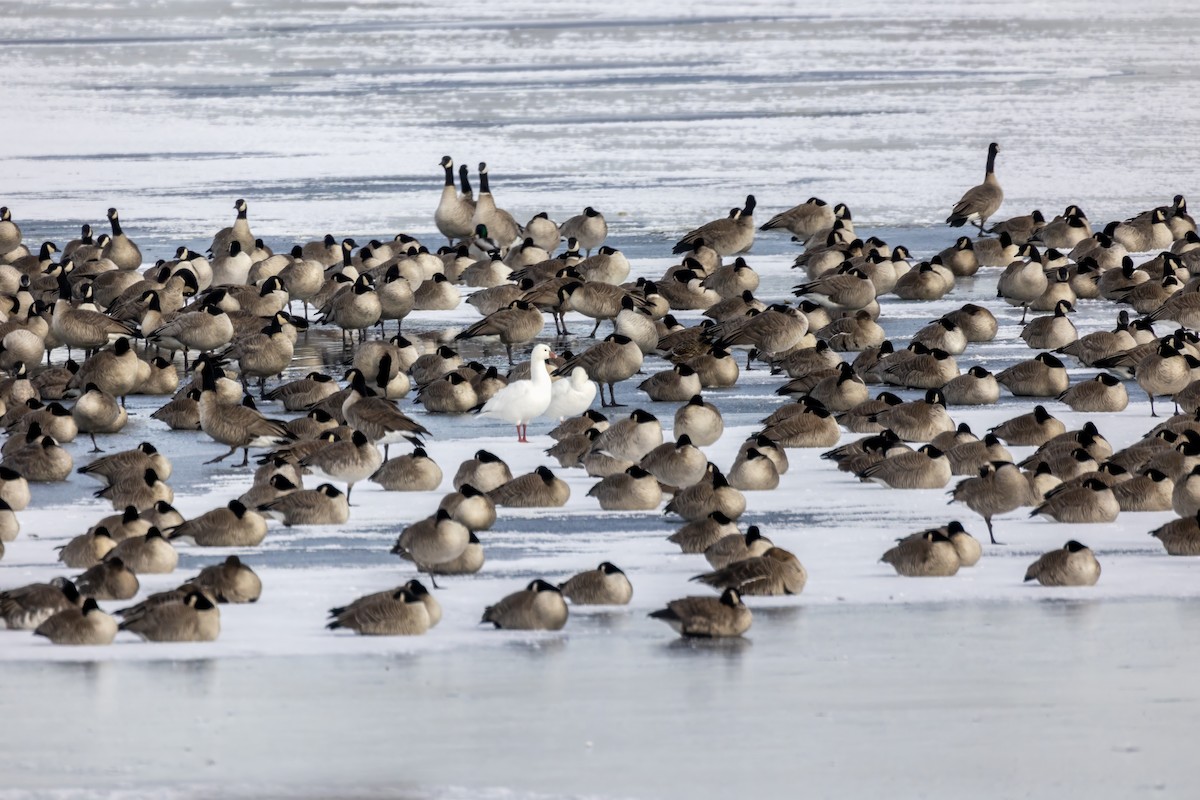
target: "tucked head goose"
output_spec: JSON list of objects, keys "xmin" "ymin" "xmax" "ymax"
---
[
  {"xmin": 258, "ymin": 483, "xmax": 349, "ymax": 527},
  {"xmin": 693, "ymin": 547, "xmax": 807, "ymax": 596},
  {"xmin": 57, "ymin": 526, "xmax": 116, "ymax": 568},
  {"xmin": 587, "ymin": 465, "xmax": 662, "ymax": 511},
  {"xmin": 639, "ymin": 434, "xmax": 708, "ymax": 487},
  {"xmin": 119, "ymin": 590, "xmax": 220, "ymax": 642},
  {"xmin": 75, "ymin": 556, "xmax": 140, "ymax": 601},
  {"xmin": 949, "ymin": 461, "xmax": 1031, "ymax": 544},
  {"xmin": 371, "ymin": 447, "xmax": 444, "ymax": 492},
  {"xmin": 882, "ymin": 531, "xmax": 960, "ymax": 577},
  {"xmin": 452, "ymin": 449, "xmax": 513, "ymax": 492},
  {"xmin": 327, "ymin": 586, "xmax": 431, "ymax": 636},
  {"xmin": 481, "ymin": 579, "xmax": 569, "ymax": 631},
  {"xmin": 487, "ymin": 466, "xmax": 570, "ymax": 508},
  {"xmin": 166, "ymin": 500, "xmax": 268, "ymax": 547},
  {"xmin": 672, "ymin": 195, "xmax": 756, "ymax": 257},
  {"xmin": 391, "ymin": 509, "xmax": 471, "ymax": 587},
  {"xmin": 946, "ymin": 143, "xmax": 1002, "ymax": 233},
  {"xmin": 668, "ymin": 511, "xmax": 740, "ymax": 554},
  {"xmin": 34, "ymin": 598, "xmax": 118, "ymax": 646},
  {"xmin": 649, "ymin": 587, "xmax": 751, "ymax": 638},
  {"xmin": 1024, "ymin": 540, "xmax": 1101, "ymax": 586},
  {"xmin": 0, "ymin": 577, "xmax": 82, "ymax": 630},
  {"xmin": 191, "ymin": 555, "xmax": 263, "ymax": 603},
  {"xmin": 674, "ymin": 394, "xmax": 724, "ymax": 446},
  {"xmin": 558, "ymin": 562, "xmax": 633, "ymax": 605}
]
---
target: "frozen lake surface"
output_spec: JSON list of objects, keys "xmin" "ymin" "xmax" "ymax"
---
[{"xmin": 4, "ymin": 1, "xmax": 1200, "ymax": 798}]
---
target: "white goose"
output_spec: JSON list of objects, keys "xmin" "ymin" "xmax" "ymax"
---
[
  {"xmin": 479, "ymin": 344, "xmax": 555, "ymax": 442},
  {"xmin": 540, "ymin": 366, "xmax": 597, "ymax": 422}
]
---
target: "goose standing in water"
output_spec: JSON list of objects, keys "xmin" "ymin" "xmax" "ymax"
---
[
  {"xmin": 478, "ymin": 343, "xmax": 554, "ymax": 442},
  {"xmin": 946, "ymin": 142, "xmax": 1002, "ymax": 233}
]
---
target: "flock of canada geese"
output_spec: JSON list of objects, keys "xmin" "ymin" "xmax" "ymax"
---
[{"xmin": 2, "ymin": 142, "xmax": 1200, "ymax": 644}]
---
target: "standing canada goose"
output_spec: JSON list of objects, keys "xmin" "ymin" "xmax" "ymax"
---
[
  {"xmin": 210, "ymin": 198, "xmax": 254, "ymax": 256},
  {"xmin": 470, "ymin": 163, "xmax": 520, "ymax": 251},
  {"xmin": 197, "ymin": 368, "xmax": 291, "ymax": 466},
  {"xmin": 1031, "ymin": 478, "xmax": 1119, "ymax": 523},
  {"xmin": 342, "ymin": 368, "xmax": 430, "ymax": 458},
  {"xmin": 558, "ymin": 562, "xmax": 633, "ymax": 605},
  {"xmin": 487, "ymin": 466, "xmax": 570, "ymax": 507},
  {"xmin": 693, "ymin": 547, "xmax": 807, "ymax": 596},
  {"xmin": 370, "ymin": 447, "xmax": 443, "ymax": 492},
  {"xmin": 882, "ymin": 531, "xmax": 960, "ymax": 576},
  {"xmin": 946, "ymin": 142, "xmax": 1002, "ymax": 232},
  {"xmin": 673, "ymin": 195, "xmax": 756, "ymax": 256},
  {"xmin": 710, "ymin": 304, "xmax": 810, "ymax": 366},
  {"xmin": 950, "ymin": 461, "xmax": 1030, "ymax": 544},
  {"xmin": 51, "ymin": 273, "xmax": 137, "ymax": 356},
  {"xmin": 996, "ymin": 352, "xmax": 1070, "ymax": 397},
  {"xmin": 57, "ymin": 527, "xmax": 117, "ymax": 568},
  {"xmin": 560, "ymin": 207, "xmax": 608, "ymax": 256},
  {"xmin": 0, "ymin": 207, "xmax": 21, "ymax": 256},
  {"xmin": 391, "ymin": 509, "xmax": 470, "ymax": 586},
  {"xmin": 477, "ymin": 343, "xmax": 555, "ymax": 441},
  {"xmin": 1137, "ymin": 341, "xmax": 1196, "ymax": 416},
  {"xmin": 555, "ymin": 334, "xmax": 644, "ymax": 407},
  {"xmin": 259, "ymin": 483, "xmax": 349, "ymax": 526},
  {"xmin": 1150, "ymin": 513, "xmax": 1200, "ymax": 556},
  {"xmin": 75, "ymin": 557, "xmax": 140, "ymax": 600},
  {"xmin": 101, "ymin": 207, "xmax": 142, "ymax": 270},
  {"xmin": 221, "ymin": 319, "xmax": 295, "ymax": 397},
  {"xmin": 482, "ymin": 579, "xmax": 569, "ymax": 631},
  {"xmin": 327, "ymin": 587, "xmax": 431, "ymax": 636},
  {"xmin": 321, "ymin": 273, "xmax": 383, "ymax": 341},
  {"xmin": 71, "ymin": 383, "xmax": 127, "ymax": 453},
  {"xmin": 434, "ymin": 157, "xmax": 476, "ymax": 243},
  {"xmin": 166, "ymin": 500, "xmax": 267, "ymax": 547},
  {"xmin": 0, "ymin": 577, "xmax": 82, "ymax": 630},
  {"xmin": 33, "ymin": 598, "xmax": 118, "ymax": 646},
  {"xmin": 119, "ymin": 590, "xmax": 220, "ymax": 641},
  {"xmin": 1024, "ymin": 541, "xmax": 1101, "ymax": 586},
  {"xmin": 455, "ymin": 300, "xmax": 544, "ymax": 365},
  {"xmin": 587, "ymin": 465, "xmax": 662, "ymax": 510},
  {"xmin": 189, "ymin": 555, "xmax": 262, "ymax": 603},
  {"xmin": 674, "ymin": 394, "xmax": 724, "ymax": 446},
  {"xmin": 297, "ymin": 429, "xmax": 382, "ymax": 503},
  {"xmin": 649, "ymin": 587, "xmax": 751, "ymax": 638},
  {"xmin": 68, "ymin": 337, "xmax": 141, "ymax": 404},
  {"xmin": 453, "ymin": 449, "xmax": 513, "ymax": 492}
]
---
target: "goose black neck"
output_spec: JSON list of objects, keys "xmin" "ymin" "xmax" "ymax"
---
[
  {"xmin": 443, "ymin": 163, "xmax": 455, "ymax": 187},
  {"xmin": 459, "ymin": 165, "xmax": 472, "ymax": 195},
  {"xmin": 479, "ymin": 170, "xmax": 491, "ymax": 195},
  {"xmin": 985, "ymin": 146, "xmax": 997, "ymax": 176},
  {"xmin": 110, "ymin": 216, "xmax": 123, "ymax": 237}
]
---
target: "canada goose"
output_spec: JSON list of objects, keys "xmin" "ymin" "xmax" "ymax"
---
[
  {"xmin": 11, "ymin": 401, "xmax": 77, "ymax": 444},
  {"xmin": 550, "ymin": 409, "xmax": 610, "ymax": 441},
  {"xmin": 882, "ymin": 531, "xmax": 960, "ymax": 576},
  {"xmin": 86, "ymin": 506, "xmax": 150, "ymax": 544},
  {"xmin": 940, "ymin": 365, "xmax": 1000, "ymax": 406},
  {"xmin": 196, "ymin": 370, "xmax": 291, "ymax": 466},
  {"xmin": 371, "ymin": 447, "xmax": 443, "ymax": 492},
  {"xmin": 327, "ymin": 586, "xmax": 431, "ymax": 636},
  {"xmin": 148, "ymin": 304, "xmax": 234, "ymax": 365},
  {"xmin": 1056, "ymin": 373, "xmax": 1128, "ymax": 413},
  {"xmin": 184, "ymin": 555, "xmax": 262, "ymax": 604},
  {"xmin": 722, "ymin": 447, "xmax": 778, "ymax": 491},
  {"xmin": 972, "ymin": 231, "xmax": 1020, "ymax": 266},
  {"xmin": 434, "ymin": 157, "xmax": 476, "ymax": 243},
  {"xmin": 391, "ymin": 509, "xmax": 470, "ymax": 585},
  {"xmin": 590, "ymin": 408, "xmax": 663, "ymax": 461},
  {"xmin": 265, "ymin": 371, "xmax": 339, "ymax": 411},
  {"xmin": 468, "ymin": 163, "xmax": 520, "ymax": 252},
  {"xmin": 150, "ymin": 388, "xmax": 201, "ymax": 430},
  {"xmin": 0, "ymin": 465, "xmax": 30, "ymax": 511},
  {"xmin": 693, "ymin": 546, "xmax": 807, "ymax": 596},
  {"xmin": 987, "ymin": 209, "xmax": 1045, "ymax": 243},
  {"xmin": 649, "ymin": 587, "xmax": 751, "ymax": 638},
  {"xmin": 665, "ymin": 466, "xmax": 746, "ymax": 522},
  {"xmin": 863, "ymin": 389, "xmax": 952, "ymax": 442},
  {"xmin": 946, "ymin": 143, "xmax": 1002, "ymax": 232},
  {"xmin": 990, "ymin": 405, "xmax": 1067, "ymax": 447},
  {"xmin": 51, "ymin": 273, "xmax": 136, "ymax": 355},
  {"xmin": 586, "ymin": 465, "xmax": 662, "ymax": 510},
  {"xmin": 673, "ymin": 394, "xmax": 724, "ymax": 446},
  {"xmin": 258, "ymin": 482, "xmax": 349, "ymax": 526},
  {"xmin": 0, "ymin": 328, "xmax": 46, "ymax": 371},
  {"xmin": 705, "ymin": 290, "xmax": 766, "ymax": 323},
  {"xmin": 107, "ymin": 526, "xmax": 178, "ymax": 574},
  {"xmin": 760, "ymin": 196, "xmax": 836, "ymax": 239},
  {"xmin": 433, "ymin": 484, "xmax": 495, "ymax": 533},
  {"xmin": 1028, "ymin": 477, "xmax": 1118, "ymax": 524},
  {"xmin": 1170, "ymin": 464, "xmax": 1200, "ymax": 517},
  {"xmin": 220, "ymin": 319, "xmax": 295, "ymax": 397},
  {"xmin": 1108, "ymin": 468, "xmax": 1172, "ymax": 512},
  {"xmin": 1137, "ymin": 341, "xmax": 1197, "ymax": 416},
  {"xmin": 546, "ymin": 428, "xmax": 599, "ymax": 468},
  {"xmin": 857, "ymin": 445, "xmax": 951, "ymax": 489},
  {"xmin": 945, "ymin": 434, "xmax": 1013, "ymax": 477},
  {"xmin": 996, "ymin": 352, "xmax": 1070, "ymax": 397},
  {"xmin": 996, "ymin": 253, "xmax": 1048, "ymax": 324},
  {"xmin": 100, "ymin": 207, "xmax": 142, "ymax": 270},
  {"xmin": 481, "ymin": 579, "xmax": 569, "ymax": 631},
  {"xmin": 1024, "ymin": 540, "xmax": 1101, "ymax": 586},
  {"xmin": 237, "ymin": 472, "xmax": 299, "ymax": 509},
  {"xmin": 342, "ymin": 368, "xmax": 430, "ymax": 458},
  {"xmin": 119, "ymin": 590, "xmax": 220, "ymax": 642},
  {"xmin": 452, "ymin": 449, "xmax": 513, "ymax": 493},
  {"xmin": 31, "ymin": 598, "xmax": 117, "ymax": 646},
  {"xmin": 669, "ymin": 511, "xmax": 740, "ymax": 553},
  {"xmin": 709, "ymin": 304, "xmax": 810, "ymax": 366},
  {"xmin": 167, "ymin": 500, "xmax": 267, "ymax": 547},
  {"xmin": 1020, "ymin": 300, "xmax": 1077, "ymax": 351},
  {"xmin": 77, "ymin": 442, "xmax": 172, "ymax": 485},
  {"xmin": 2, "ymin": 435, "xmax": 72, "ymax": 482},
  {"xmin": 556, "ymin": 562, "xmax": 633, "ymax": 606},
  {"xmin": 559, "ymin": 207, "xmax": 608, "ymax": 256},
  {"xmin": 93, "ymin": 465, "xmax": 174, "ymax": 510},
  {"xmin": 673, "ymin": 195, "xmax": 756, "ymax": 256},
  {"xmin": 819, "ymin": 309, "xmax": 886, "ymax": 353},
  {"xmin": 894, "ymin": 259, "xmax": 954, "ymax": 300},
  {"xmin": 950, "ymin": 461, "xmax": 1030, "ymax": 543},
  {"xmin": 793, "ymin": 268, "xmax": 875, "ymax": 312},
  {"xmin": 553, "ymin": 334, "xmax": 643, "ymax": 408},
  {"xmin": 454, "ymin": 300, "xmax": 544, "ymax": 365},
  {"xmin": 414, "ymin": 371, "xmax": 477, "ymax": 414},
  {"xmin": 487, "ymin": 466, "xmax": 570, "ymax": 507},
  {"xmin": 630, "ymin": 363, "xmax": 699, "ymax": 403},
  {"xmin": 296, "ymin": 429, "xmax": 382, "ymax": 503},
  {"xmin": 1112, "ymin": 207, "xmax": 1174, "ymax": 252},
  {"xmin": 68, "ymin": 383, "xmax": 126, "ymax": 453},
  {"xmin": 327, "ymin": 578, "xmax": 440, "ymax": 630},
  {"xmin": 0, "ymin": 578, "xmax": 82, "ymax": 630},
  {"xmin": 75, "ymin": 556, "xmax": 140, "ymax": 600},
  {"xmin": 760, "ymin": 398, "xmax": 841, "ymax": 447},
  {"xmin": 0, "ymin": 207, "xmax": 21, "ymax": 256},
  {"xmin": 1150, "ymin": 513, "xmax": 1200, "ymax": 555},
  {"xmin": 57, "ymin": 527, "xmax": 117, "ymax": 568},
  {"xmin": 639, "ymin": 435, "xmax": 708, "ymax": 487}
]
